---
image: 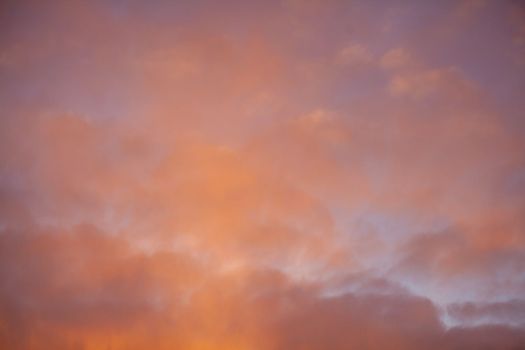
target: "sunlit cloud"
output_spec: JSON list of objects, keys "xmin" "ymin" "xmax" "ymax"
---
[{"xmin": 1, "ymin": 0, "xmax": 524, "ymax": 349}]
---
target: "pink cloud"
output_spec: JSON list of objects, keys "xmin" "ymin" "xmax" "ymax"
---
[{"xmin": 1, "ymin": 0, "xmax": 524, "ymax": 348}]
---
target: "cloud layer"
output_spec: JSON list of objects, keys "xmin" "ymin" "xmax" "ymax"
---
[{"xmin": 1, "ymin": 0, "xmax": 525, "ymax": 349}]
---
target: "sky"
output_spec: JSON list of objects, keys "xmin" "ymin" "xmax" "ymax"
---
[{"xmin": 1, "ymin": 0, "xmax": 525, "ymax": 349}]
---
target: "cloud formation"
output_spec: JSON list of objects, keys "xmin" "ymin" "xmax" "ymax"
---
[{"xmin": 1, "ymin": 0, "xmax": 524, "ymax": 349}]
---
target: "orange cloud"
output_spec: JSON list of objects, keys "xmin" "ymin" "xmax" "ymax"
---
[{"xmin": 1, "ymin": 0, "xmax": 525, "ymax": 348}]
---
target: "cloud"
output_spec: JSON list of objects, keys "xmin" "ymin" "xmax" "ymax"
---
[
  {"xmin": 2, "ymin": 227, "xmax": 525, "ymax": 350},
  {"xmin": 380, "ymin": 48, "xmax": 415, "ymax": 70},
  {"xmin": 447, "ymin": 300, "xmax": 525, "ymax": 327},
  {"xmin": 335, "ymin": 43, "xmax": 373, "ymax": 66},
  {"xmin": 1, "ymin": 0, "xmax": 525, "ymax": 348},
  {"xmin": 387, "ymin": 66, "xmax": 477, "ymax": 99}
]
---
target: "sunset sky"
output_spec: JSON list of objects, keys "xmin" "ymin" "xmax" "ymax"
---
[{"xmin": 1, "ymin": 0, "xmax": 525, "ymax": 349}]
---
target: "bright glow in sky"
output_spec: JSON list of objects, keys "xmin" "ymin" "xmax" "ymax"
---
[{"xmin": 1, "ymin": 0, "xmax": 525, "ymax": 349}]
